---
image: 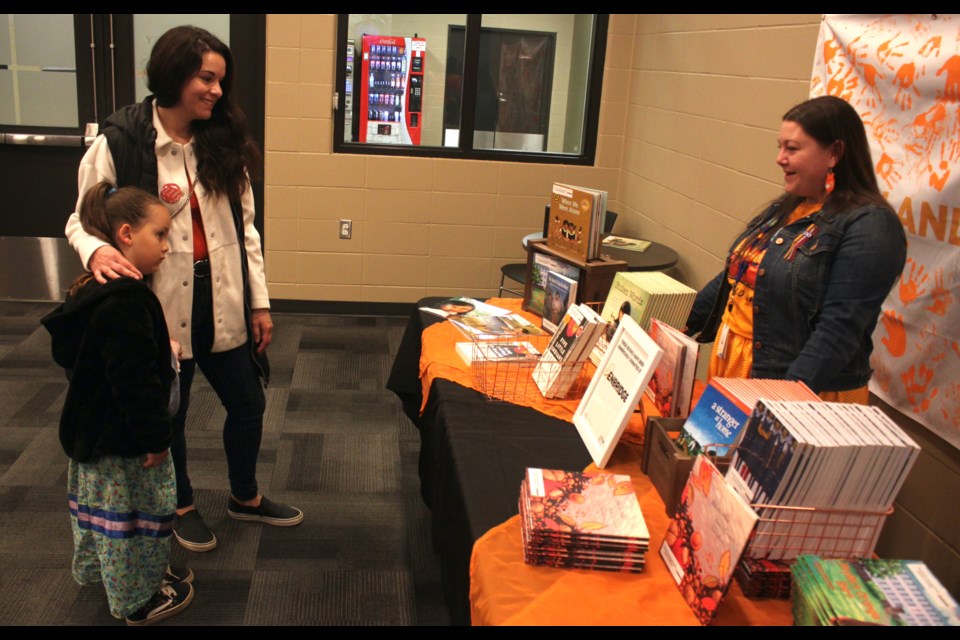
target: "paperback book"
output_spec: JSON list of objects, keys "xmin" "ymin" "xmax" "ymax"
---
[
  {"xmin": 724, "ymin": 400, "xmax": 920, "ymax": 560},
  {"xmin": 455, "ymin": 341, "xmax": 540, "ymax": 366},
  {"xmin": 792, "ymin": 555, "xmax": 960, "ymax": 626},
  {"xmin": 542, "ymin": 271, "xmax": 579, "ymax": 334},
  {"xmin": 645, "ymin": 317, "xmax": 700, "ymax": 418},
  {"xmin": 418, "ymin": 296, "xmax": 510, "ymax": 318},
  {"xmin": 572, "ymin": 314, "xmax": 662, "ymax": 468},
  {"xmin": 525, "ymin": 252, "xmax": 581, "ymax": 317},
  {"xmin": 449, "ymin": 313, "xmax": 546, "ymax": 339},
  {"xmin": 532, "ymin": 303, "xmax": 606, "ymax": 399},
  {"xmin": 676, "ymin": 378, "xmax": 820, "ymax": 457},
  {"xmin": 660, "ymin": 455, "xmax": 759, "ymax": 625},
  {"xmin": 545, "ymin": 182, "xmax": 607, "ymax": 262},
  {"xmin": 590, "ymin": 271, "xmax": 697, "ymax": 366},
  {"xmin": 520, "ymin": 468, "xmax": 649, "ymax": 573},
  {"xmin": 601, "ymin": 235, "xmax": 652, "ymax": 252}
]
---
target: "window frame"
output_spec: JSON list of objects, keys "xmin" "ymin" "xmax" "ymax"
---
[{"xmin": 332, "ymin": 13, "xmax": 608, "ymax": 165}]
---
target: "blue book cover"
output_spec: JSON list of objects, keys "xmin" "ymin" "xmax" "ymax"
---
[{"xmin": 676, "ymin": 382, "xmax": 751, "ymax": 457}]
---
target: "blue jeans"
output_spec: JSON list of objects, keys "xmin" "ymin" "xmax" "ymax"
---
[{"xmin": 171, "ymin": 271, "xmax": 264, "ymax": 508}]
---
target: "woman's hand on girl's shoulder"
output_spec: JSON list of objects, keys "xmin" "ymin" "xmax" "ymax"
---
[{"xmin": 89, "ymin": 245, "xmax": 142, "ymax": 283}]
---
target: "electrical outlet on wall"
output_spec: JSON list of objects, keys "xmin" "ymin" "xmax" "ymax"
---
[{"xmin": 339, "ymin": 219, "xmax": 352, "ymax": 239}]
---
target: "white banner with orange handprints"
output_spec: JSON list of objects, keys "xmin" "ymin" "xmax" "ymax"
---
[{"xmin": 812, "ymin": 14, "xmax": 960, "ymax": 448}]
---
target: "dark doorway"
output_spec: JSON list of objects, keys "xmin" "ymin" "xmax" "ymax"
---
[{"xmin": 445, "ymin": 26, "xmax": 555, "ymax": 152}]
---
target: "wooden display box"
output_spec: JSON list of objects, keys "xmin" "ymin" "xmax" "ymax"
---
[
  {"xmin": 523, "ymin": 238, "xmax": 627, "ymax": 309},
  {"xmin": 642, "ymin": 416, "xmax": 729, "ymax": 517}
]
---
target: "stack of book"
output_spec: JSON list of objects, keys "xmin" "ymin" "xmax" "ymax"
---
[
  {"xmin": 545, "ymin": 182, "xmax": 607, "ymax": 263},
  {"xmin": 735, "ymin": 557, "xmax": 793, "ymax": 598},
  {"xmin": 520, "ymin": 468, "xmax": 649, "ymax": 573},
  {"xmin": 676, "ymin": 377, "xmax": 821, "ymax": 457},
  {"xmin": 590, "ymin": 271, "xmax": 697, "ymax": 366},
  {"xmin": 726, "ymin": 400, "xmax": 921, "ymax": 560},
  {"xmin": 660, "ymin": 455, "xmax": 759, "ymax": 625},
  {"xmin": 645, "ymin": 317, "xmax": 700, "ymax": 418},
  {"xmin": 791, "ymin": 555, "xmax": 960, "ymax": 626},
  {"xmin": 532, "ymin": 303, "xmax": 606, "ymax": 399}
]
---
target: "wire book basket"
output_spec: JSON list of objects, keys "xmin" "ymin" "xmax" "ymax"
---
[
  {"xmin": 706, "ymin": 443, "xmax": 895, "ymax": 599},
  {"xmin": 461, "ymin": 301, "xmax": 606, "ymax": 404},
  {"xmin": 463, "ymin": 333, "xmax": 595, "ymax": 404}
]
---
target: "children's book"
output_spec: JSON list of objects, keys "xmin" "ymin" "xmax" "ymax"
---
[
  {"xmin": 545, "ymin": 182, "xmax": 607, "ymax": 262},
  {"xmin": 659, "ymin": 455, "xmax": 758, "ymax": 626}
]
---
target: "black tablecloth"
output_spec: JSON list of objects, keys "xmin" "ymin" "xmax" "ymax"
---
[{"xmin": 386, "ymin": 299, "xmax": 592, "ymax": 626}]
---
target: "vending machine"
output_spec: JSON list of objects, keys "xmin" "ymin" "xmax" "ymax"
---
[{"xmin": 358, "ymin": 34, "xmax": 426, "ymax": 145}]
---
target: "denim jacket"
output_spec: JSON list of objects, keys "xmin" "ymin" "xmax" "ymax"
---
[{"xmin": 685, "ymin": 200, "xmax": 906, "ymax": 393}]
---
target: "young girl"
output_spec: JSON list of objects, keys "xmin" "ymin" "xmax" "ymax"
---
[{"xmin": 42, "ymin": 182, "xmax": 195, "ymax": 625}]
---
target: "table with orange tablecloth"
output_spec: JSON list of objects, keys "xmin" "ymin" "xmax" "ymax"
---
[{"xmin": 385, "ymin": 298, "xmax": 793, "ymax": 626}]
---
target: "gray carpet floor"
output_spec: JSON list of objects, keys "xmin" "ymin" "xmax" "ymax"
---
[{"xmin": 0, "ymin": 301, "xmax": 449, "ymax": 626}]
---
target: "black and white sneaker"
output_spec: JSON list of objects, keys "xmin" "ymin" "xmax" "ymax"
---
[
  {"xmin": 173, "ymin": 510, "xmax": 217, "ymax": 552},
  {"xmin": 227, "ymin": 495, "xmax": 303, "ymax": 526},
  {"xmin": 126, "ymin": 582, "xmax": 194, "ymax": 626},
  {"xmin": 162, "ymin": 565, "xmax": 194, "ymax": 586}
]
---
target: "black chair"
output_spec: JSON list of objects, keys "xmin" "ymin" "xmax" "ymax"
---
[{"xmin": 498, "ymin": 208, "xmax": 618, "ymax": 298}]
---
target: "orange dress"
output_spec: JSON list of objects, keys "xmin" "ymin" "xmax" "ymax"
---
[{"xmin": 707, "ymin": 202, "xmax": 868, "ymax": 404}]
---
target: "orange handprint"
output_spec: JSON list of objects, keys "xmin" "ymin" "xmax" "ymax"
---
[
  {"xmin": 941, "ymin": 382, "xmax": 960, "ymax": 427},
  {"xmin": 893, "ymin": 62, "xmax": 920, "ymax": 111},
  {"xmin": 899, "ymin": 259, "xmax": 929, "ymax": 305},
  {"xmin": 936, "ymin": 55, "xmax": 960, "ymax": 102},
  {"xmin": 918, "ymin": 35, "xmax": 942, "ymax": 58},
  {"xmin": 900, "ymin": 363, "xmax": 939, "ymax": 413},
  {"xmin": 929, "ymin": 160, "xmax": 951, "ymax": 192},
  {"xmin": 880, "ymin": 310, "xmax": 907, "ymax": 357},
  {"xmin": 925, "ymin": 269, "xmax": 953, "ymax": 316}
]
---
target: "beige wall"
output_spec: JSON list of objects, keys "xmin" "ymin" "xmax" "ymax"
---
[{"xmin": 263, "ymin": 13, "xmax": 619, "ymax": 304}]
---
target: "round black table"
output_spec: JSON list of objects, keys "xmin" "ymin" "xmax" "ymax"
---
[{"xmin": 522, "ymin": 233, "xmax": 678, "ymax": 271}]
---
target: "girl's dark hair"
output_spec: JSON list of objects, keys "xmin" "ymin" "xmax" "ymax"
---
[
  {"xmin": 778, "ymin": 95, "xmax": 891, "ymax": 215},
  {"xmin": 147, "ymin": 25, "xmax": 262, "ymax": 205},
  {"xmin": 70, "ymin": 182, "xmax": 164, "ymax": 294}
]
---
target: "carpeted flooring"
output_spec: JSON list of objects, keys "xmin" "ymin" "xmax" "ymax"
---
[{"xmin": 0, "ymin": 301, "xmax": 448, "ymax": 626}]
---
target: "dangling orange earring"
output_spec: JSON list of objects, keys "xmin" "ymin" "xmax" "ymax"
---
[{"xmin": 825, "ymin": 169, "xmax": 835, "ymax": 197}]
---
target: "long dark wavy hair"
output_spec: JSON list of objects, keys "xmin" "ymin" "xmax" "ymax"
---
[
  {"xmin": 147, "ymin": 25, "xmax": 262, "ymax": 205},
  {"xmin": 776, "ymin": 95, "xmax": 892, "ymax": 217}
]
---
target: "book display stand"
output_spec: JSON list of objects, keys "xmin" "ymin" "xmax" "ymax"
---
[{"xmin": 523, "ymin": 239, "xmax": 627, "ymax": 309}]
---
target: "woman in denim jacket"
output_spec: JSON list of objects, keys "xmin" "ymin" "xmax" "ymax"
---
[{"xmin": 685, "ymin": 96, "xmax": 906, "ymax": 400}]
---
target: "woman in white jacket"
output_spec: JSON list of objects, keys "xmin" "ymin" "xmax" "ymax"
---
[{"xmin": 66, "ymin": 25, "xmax": 302, "ymax": 553}]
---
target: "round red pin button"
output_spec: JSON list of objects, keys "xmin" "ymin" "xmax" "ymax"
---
[{"xmin": 160, "ymin": 183, "xmax": 182, "ymax": 204}]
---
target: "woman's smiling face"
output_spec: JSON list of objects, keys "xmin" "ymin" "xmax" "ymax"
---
[
  {"xmin": 777, "ymin": 120, "xmax": 838, "ymax": 203},
  {"xmin": 178, "ymin": 51, "xmax": 226, "ymax": 122}
]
